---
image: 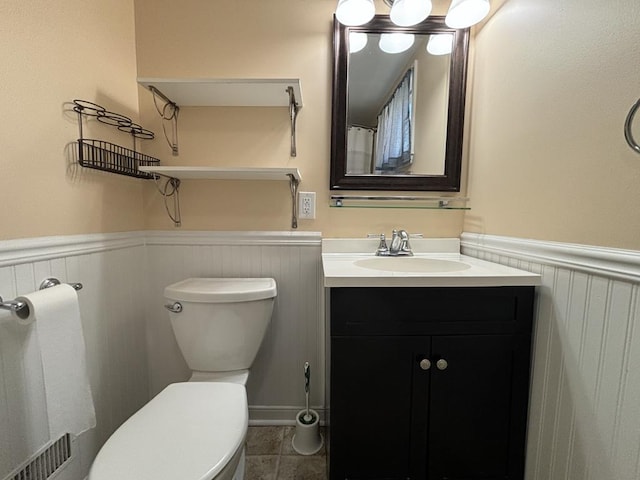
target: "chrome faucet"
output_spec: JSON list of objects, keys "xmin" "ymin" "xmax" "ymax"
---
[{"xmin": 375, "ymin": 230, "xmax": 413, "ymax": 256}]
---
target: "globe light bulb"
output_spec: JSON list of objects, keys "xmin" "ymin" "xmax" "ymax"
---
[
  {"xmin": 445, "ymin": 0, "xmax": 490, "ymax": 29},
  {"xmin": 336, "ymin": 0, "xmax": 376, "ymax": 26},
  {"xmin": 390, "ymin": 0, "xmax": 432, "ymax": 27},
  {"xmin": 426, "ymin": 33, "xmax": 453, "ymax": 55},
  {"xmin": 379, "ymin": 33, "xmax": 415, "ymax": 54},
  {"xmin": 349, "ymin": 32, "xmax": 368, "ymax": 53}
]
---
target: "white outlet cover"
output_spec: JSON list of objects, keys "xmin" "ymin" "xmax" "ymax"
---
[{"xmin": 299, "ymin": 192, "xmax": 316, "ymax": 219}]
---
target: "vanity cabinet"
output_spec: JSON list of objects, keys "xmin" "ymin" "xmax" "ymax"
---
[{"xmin": 328, "ymin": 286, "xmax": 535, "ymax": 480}]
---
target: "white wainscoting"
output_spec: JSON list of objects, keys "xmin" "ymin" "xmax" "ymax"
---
[
  {"xmin": 0, "ymin": 230, "xmax": 324, "ymax": 480},
  {"xmin": 144, "ymin": 231, "xmax": 324, "ymax": 425},
  {"xmin": 461, "ymin": 233, "xmax": 640, "ymax": 480},
  {"xmin": 10, "ymin": 229, "xmax": 634, "ymax": 480},
  {"xmin": 0, "ymin": 233, "xmax": 149, "ymax": 480}
]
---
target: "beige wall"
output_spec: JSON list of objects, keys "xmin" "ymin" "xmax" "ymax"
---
[
  {"xmin": 465, "ymin": 0, "xmax": 640, "ymax": 250},
  {"xmin": 413, "ymin": 51, "xmax": 450, "ymax": 174},
  {"xmin": 0, "ymin": 0, "xmax": 145, "ymax": 241},
  {"xmin": 5, "ymin": 0, "xmax": 637, "ymax": 249},
  {"xmin": 135, "ymin": 0, "xmax": 466, "ymax": 238}
]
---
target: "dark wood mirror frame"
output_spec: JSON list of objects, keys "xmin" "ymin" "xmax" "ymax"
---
[{"xmin": 330, "ymin": 15, "xmax": 470, "ymax": 191}]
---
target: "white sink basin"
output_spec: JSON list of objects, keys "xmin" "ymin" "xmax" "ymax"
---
[
  {"xmin": 354, "ymin": 257, "xmax": 472, "ymax": 273},
  {"xmin": 321, "ymin": 237, "xmax": 541, "ymax": 287}
]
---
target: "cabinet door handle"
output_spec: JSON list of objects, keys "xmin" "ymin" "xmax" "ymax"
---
[
  {"xmin": 436, "ymin": 358, "xmax": 448, "ymax": 370},
  {"xmin": 419, "ymin": 358, "xmax": 432, "ymax": 370}
]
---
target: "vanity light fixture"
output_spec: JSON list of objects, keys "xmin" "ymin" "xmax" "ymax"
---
[
  {"xmin": 349, "ymin": 32, "xmax": 369, "ymax": 53},
  {"xmin": 426, "ymin": 33, "xmax": 453, "ymax": 55},
  {"xmin": 335, "ymin": 0, "xmax": 490, "ymax": 28},
  {"xmin": 379, "ymin": 33, "xmax": 415, "ymax": 54}
]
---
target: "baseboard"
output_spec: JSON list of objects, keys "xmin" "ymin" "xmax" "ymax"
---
[{"xmin": 249, "ymin": 406, "xmax": 327, "ymax": 426}]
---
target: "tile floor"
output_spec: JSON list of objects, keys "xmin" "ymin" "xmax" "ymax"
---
[{"xmin": 245, "ymin": 426, "xmax": 327, "ymax": 480}]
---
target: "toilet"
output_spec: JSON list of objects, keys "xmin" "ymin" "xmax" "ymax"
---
[{"xmin": 89, "ymin": 277, "xmax": 277, "ymax": 480}]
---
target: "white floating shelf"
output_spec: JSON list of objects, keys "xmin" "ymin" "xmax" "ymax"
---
[
  {"xmin": 138, "ymin": 166, "xmax": 301, "ymax": 182},
  {"xmin": 137, "ymin": 78, "xmax": 303, "ymax": 107},
  {"xmin": 139, "ymin": 166, "xmax": 303, "ymax": 229}
]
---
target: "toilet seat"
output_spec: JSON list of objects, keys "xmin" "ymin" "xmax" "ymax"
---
[{"xmin": 89, "ymin": 382, "xmax": 248, "ymax": 480}]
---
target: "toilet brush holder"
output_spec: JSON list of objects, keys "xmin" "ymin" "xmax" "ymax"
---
[{"xmin": 292, "ymin": 408, "xmax": 323, "ymax": 455}]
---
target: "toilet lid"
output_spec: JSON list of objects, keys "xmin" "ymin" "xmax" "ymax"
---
[{"xmin": 89, "ymin": 382, "xmax": 247, "ymax": 480}]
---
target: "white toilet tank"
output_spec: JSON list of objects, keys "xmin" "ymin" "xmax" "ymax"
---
[{"xmin": 164, "ymin": 278, "xmax": 276, "ymax": 372}]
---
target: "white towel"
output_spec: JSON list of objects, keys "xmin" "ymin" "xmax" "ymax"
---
[{"xmin": 13, "ymin": 284, "xmax": 96, "ymax": 440}]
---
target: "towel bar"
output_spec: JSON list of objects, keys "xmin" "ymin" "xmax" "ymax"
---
[
  {"xmin": 0, "ymin": 278, "xmax": 83, "ymax": 315},
  {"xmin": 624, "ymin": 98, "xmax": 640, "ymax": 154}
]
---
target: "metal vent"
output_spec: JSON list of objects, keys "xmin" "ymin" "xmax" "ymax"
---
[{"xmin": 4, "ymin": 434, "xmax": 72, "ymax": 480}]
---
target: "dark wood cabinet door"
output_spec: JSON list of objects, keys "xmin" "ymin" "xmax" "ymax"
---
[
  {"xmin": 426, "ymin": 335, "xmax": 530, "ymax": 480},
  {"xmin": 328, "ymin": 287, "xmax": 535, "ymax": 480},
  {"xmin": 330, "ymin": 336, "xmax": 430, "ymax": 480}
]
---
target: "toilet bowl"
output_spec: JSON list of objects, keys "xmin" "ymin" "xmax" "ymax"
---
[
  {"xmin": 89, "ymin": 278, "xmax": 277, "ymax": 480},
  {"xmin": 89, "ymin": 383, "xmax": 247, "ymax": 480}
]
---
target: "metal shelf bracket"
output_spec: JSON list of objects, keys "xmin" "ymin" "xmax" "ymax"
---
[
  {"xmin": 287, "ymin": 86, "xmax": 300, "ymax": 157},
  {"xmin": 288, "ymin": 173, "xmax": 300, "ymax": 229}
]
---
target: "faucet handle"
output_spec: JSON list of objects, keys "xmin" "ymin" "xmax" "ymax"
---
[
  {"xmin": 398, "ymin": 230, "xmax": 413, "ymax": 255},
  {"xmin": 376, "ymin": 233, "xmax": 389, "ymax": 256}
]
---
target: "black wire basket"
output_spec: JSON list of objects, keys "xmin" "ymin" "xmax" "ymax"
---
[
  {"xmin": 78, "ymin": 139, "xmax": 159, "ymax": 179},
  {"xmin": 73, "ymin": 99, "xmax": 161, "ymax": 179}
]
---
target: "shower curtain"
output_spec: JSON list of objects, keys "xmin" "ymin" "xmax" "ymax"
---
[
  {"xmin": 374, "ymin": 69, "xmax": 413, "ymax": 173},
  {"xmin": 347, "ymin": 126, "xmax": 375, "ymax": 174}
]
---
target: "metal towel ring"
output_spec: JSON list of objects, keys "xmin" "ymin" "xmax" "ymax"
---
[{"xmin": 624, "ymin": 98, "xmax": 640, "ymax": 154}]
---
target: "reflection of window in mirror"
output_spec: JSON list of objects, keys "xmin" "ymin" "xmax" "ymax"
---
[
  {"xmin": 374, "ymin": 66, "xmax": 414, "ymax": 174},
  {"xmin": 346, "ymin": 33, "xmax": 450, "ymax": 176},
  {"xmin": 347, "ymin": 65, "xmax": 415, "ymax": 175}
]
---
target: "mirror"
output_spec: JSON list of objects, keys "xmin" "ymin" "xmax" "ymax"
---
[{"xmin": 330, "ymin": 15, "xmax": 469, "ymax": 191}]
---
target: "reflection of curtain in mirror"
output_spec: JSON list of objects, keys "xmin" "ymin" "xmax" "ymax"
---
[
  {"xmin": 374, "ymin": 69, "xmax": 413, "ymax": 174},
  {"xmin": 347, "ymin": 126, "xmax": 375, "ymax": 174}
]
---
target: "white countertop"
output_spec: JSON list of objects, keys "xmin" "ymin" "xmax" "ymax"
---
[{"xmin": 322, "ymin": 238, "xmax": 541, "ymax": 288}]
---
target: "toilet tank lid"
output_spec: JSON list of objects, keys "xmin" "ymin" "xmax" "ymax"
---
[{"xmin": 164, "ymin": 277, "xmax": 277, "ymax": 303}]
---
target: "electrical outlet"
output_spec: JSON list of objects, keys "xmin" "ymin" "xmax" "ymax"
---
[{"xmin": 299, "ymin": 191, "xmax": 316, "ymax": 219}]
